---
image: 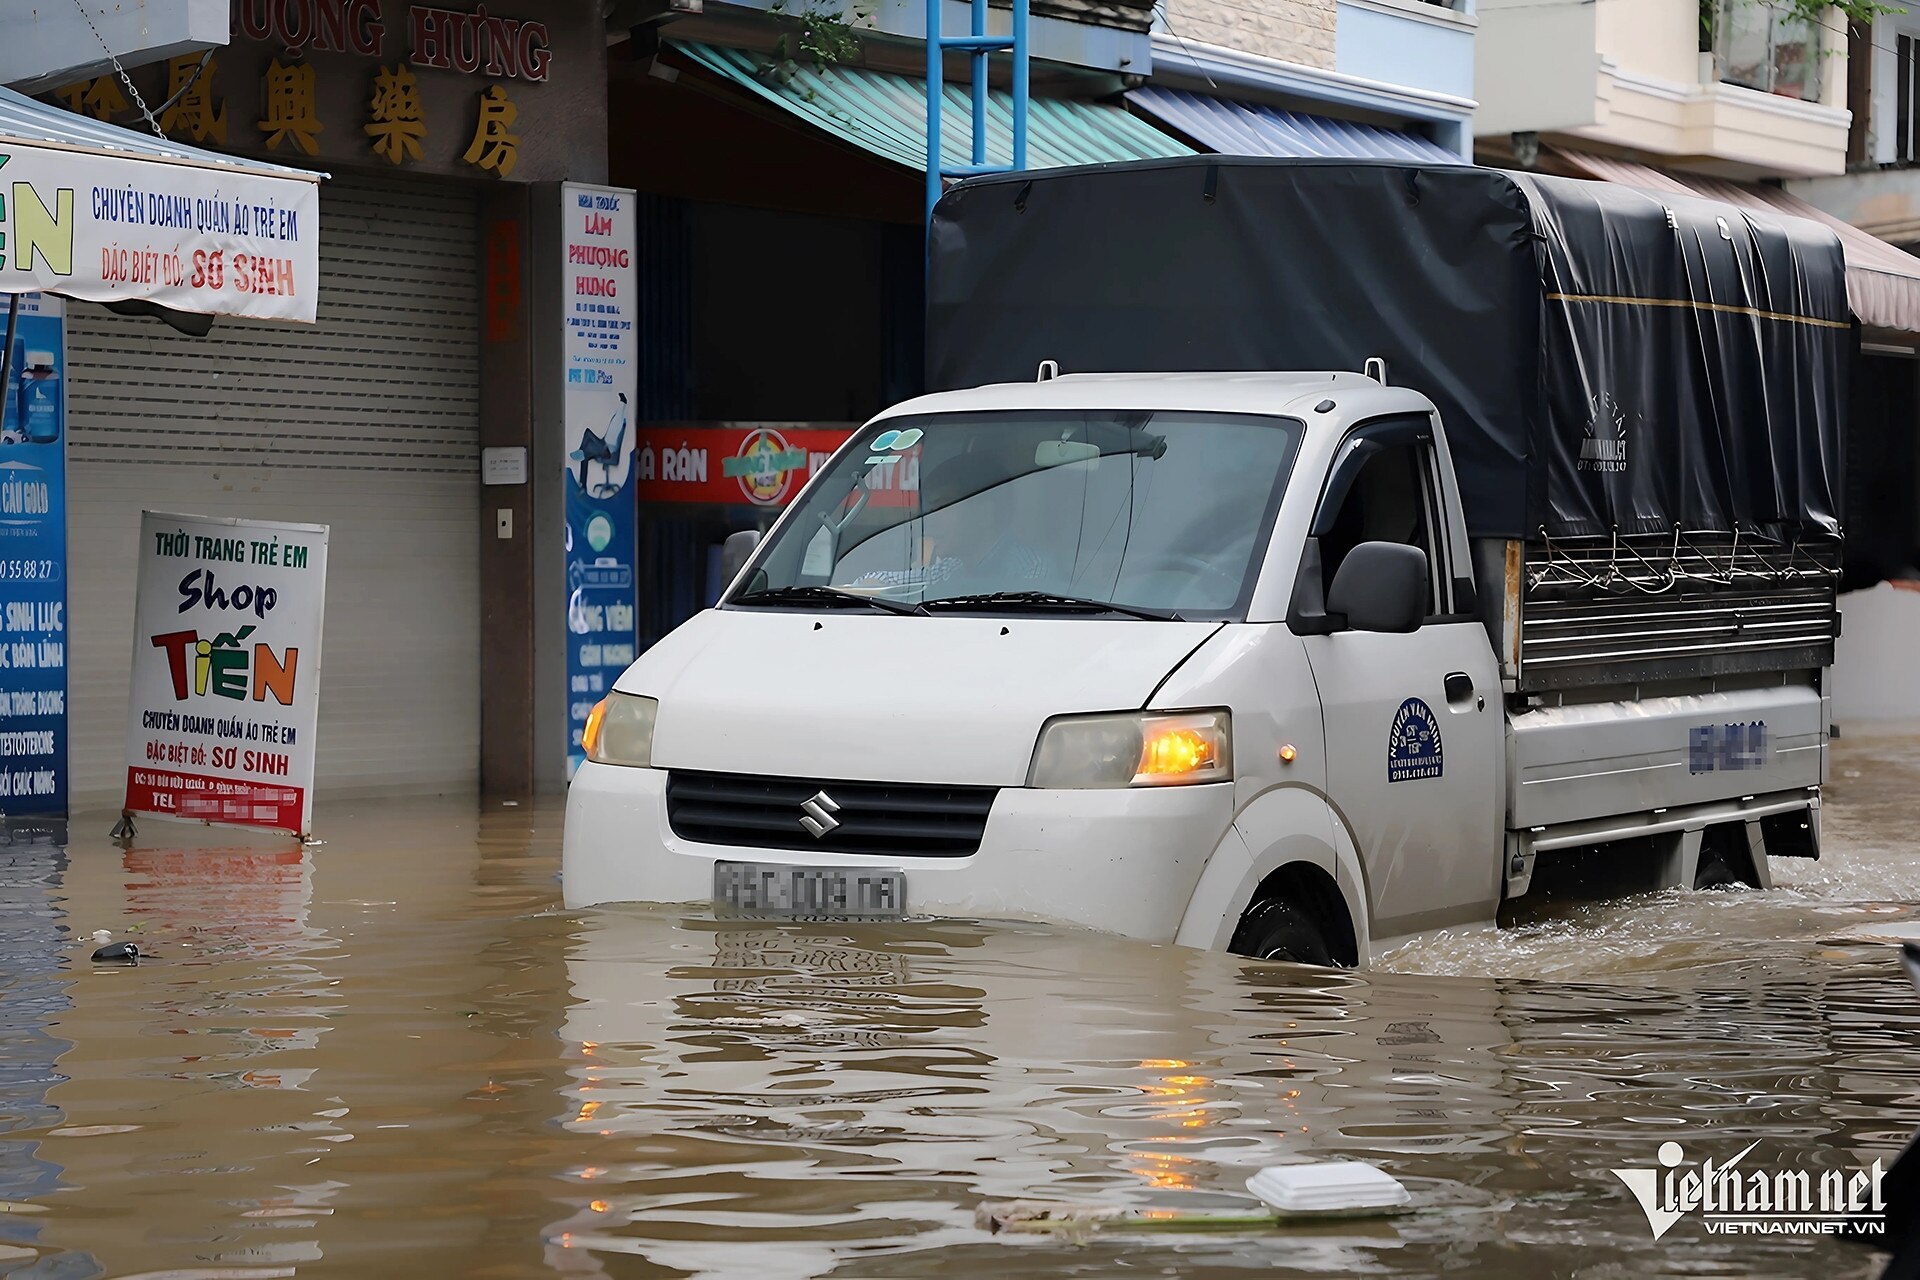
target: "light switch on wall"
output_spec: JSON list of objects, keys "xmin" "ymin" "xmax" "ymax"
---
[{"xmin": 496, "ymin": 508, "xmax": 513, "ymax": 539}]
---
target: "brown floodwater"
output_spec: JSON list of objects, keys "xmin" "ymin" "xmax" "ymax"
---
[{"xmin": 2, "ymin": 733, "xmax": 1918, "ymax": 1279}]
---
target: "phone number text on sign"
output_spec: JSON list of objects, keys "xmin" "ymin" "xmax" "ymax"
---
[{"xmin": 0, "ymin": 560, "xmax": 59, "ymax": 582}]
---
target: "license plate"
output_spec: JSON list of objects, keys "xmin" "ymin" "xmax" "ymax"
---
[{"xmin": 712, "ymin": 862, "xmax": 906, "ymax": 918}]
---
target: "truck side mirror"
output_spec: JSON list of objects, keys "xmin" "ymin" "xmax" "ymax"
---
[
  {"xmin": 720, "ymin": 529, "xmax": 762, "ymax": 591},
  {"xmin": 1327, "ymin": 542, "xmax": 1427, "ymax": 633}
]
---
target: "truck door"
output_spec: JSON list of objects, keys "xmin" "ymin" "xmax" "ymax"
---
[{"xmin": 1298, "ymin": 416, "xmax": 1503, "ymax": 944}]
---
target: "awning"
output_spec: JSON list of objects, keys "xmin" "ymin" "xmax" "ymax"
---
[
  {"xmin": 1556, "ymin": 149, "xmax": 1920, "ymax": 336},
  {"xmin": 674, "ymin": 41, "xmax": 1192, "ymax": 171},
  {"xmin": 0, "ymin": 86, "xmax": 323, "ymax": 324},
  {"xmin": 1126, "ymin": 86, "xmax": 1464, "ymax": 165}
]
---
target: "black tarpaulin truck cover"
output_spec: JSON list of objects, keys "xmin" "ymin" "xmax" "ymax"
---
[{"xmin": 925, "ymin": 157, "xmax": 1848, "ymax": 543}]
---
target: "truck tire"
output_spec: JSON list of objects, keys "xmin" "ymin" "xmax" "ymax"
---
[
  {"xmin": 1230, "ymin": 898, "xmax": 1336, "ymax": 966},
  {"xmin": 1694, "ymin": 826, "xmax": 1758, "ymax": 890}
]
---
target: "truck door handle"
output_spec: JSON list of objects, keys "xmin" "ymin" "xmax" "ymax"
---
[{"xmin": 1444, "ymin": 672, "xmax": 1475, "ymax": 707}]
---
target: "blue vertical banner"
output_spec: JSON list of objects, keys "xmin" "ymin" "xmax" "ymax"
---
[
  {"xmin": 560, "ymin": 185, "xmax": 638, "ymax": 776},
  {"xmin": 0, "ymin": 294, "xmax": 67, "ymax": 817}
]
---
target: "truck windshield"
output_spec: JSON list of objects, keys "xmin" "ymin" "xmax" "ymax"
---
[{"xmin": 735, "ymin": 410, "xmax": 1304, "ymax": 620}]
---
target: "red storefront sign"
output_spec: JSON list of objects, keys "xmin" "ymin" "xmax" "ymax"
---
[
  {"xmin": 635, "ymin": 426, "xmax": 858, "ymax": 508},
  {"xmin": 125, "ymin": 768, "xmax": 307, "ymax": 831}
]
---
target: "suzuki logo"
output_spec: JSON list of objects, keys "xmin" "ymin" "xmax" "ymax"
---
[{"xmin": 798, "ymin": 791, "xmax": 841, "ymax": 838}]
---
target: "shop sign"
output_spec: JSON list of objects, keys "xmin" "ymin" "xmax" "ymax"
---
[
  {"xmin": 235, "ymin": 2, "xmax": 553, "ymax": 81},
  {"xmin": 635, "ymin": 426, "xmax": 857, "ymax": 507},
  {"xmin": 0, "ymin": 142, "xmax": 321, "ymax": 323},
  {"xmin": 49, "ymin": 1, "xmax": 573, "ymax": 182},
  {"xmin": 560, "ymin": 183, "xmax": 638, "ymax": 778},
  {"xmin": 0, "ymin": 294, "xmax": 67, "ymax": 818},
  {"xmin": 122, "ymin": 512, "xmax": 329, "ymax": 837}
]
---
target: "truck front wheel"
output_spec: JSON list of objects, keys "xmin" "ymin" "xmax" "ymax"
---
[{"xmin": 1229, "ymin": 897, "xmax": 1336, "ymax": 966}]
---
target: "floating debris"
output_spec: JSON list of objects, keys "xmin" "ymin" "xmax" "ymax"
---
[
  {"xmin": 974, "ymin": 1200, "xmax": 1282, "ymax": 1236},
  {"xmin": 977, "ymin": 1163, "xmax": 1413, "ymax": 1238},
  {"xmin": 1246, "ymin": 1162, "xmax": 1412, "ymax": 1215}
]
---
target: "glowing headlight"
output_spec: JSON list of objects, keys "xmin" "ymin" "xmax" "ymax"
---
[
  {"xmin": 1027, "ymin": 710, "xmax": 1232, "ymax": 789},
  {"xmin": 582, "ymin": 692, "xmax": 658, "ymax": 768}
]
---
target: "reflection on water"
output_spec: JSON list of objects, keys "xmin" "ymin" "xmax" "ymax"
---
[
  {"xmin": 549, "ymin": 913, "xmax": 1910, "ymax": 1279},
  {"xmin": 0, "ymin": 736, "xmax": 1911, "ymax": 1277},
  {"xmin": 0, "ymin": 823, "xmax": 91, "ymax": 1278}
]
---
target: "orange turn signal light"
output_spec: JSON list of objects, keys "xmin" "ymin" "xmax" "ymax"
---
[
  {"xmin": 581, "ymin": 698, "xmax": 608, "ymax": 759},
  {"xmin": 1139, "ymin": 726, "xmax": 1218, "ymax": 777}
]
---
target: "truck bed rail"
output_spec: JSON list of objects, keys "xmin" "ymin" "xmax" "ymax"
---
[{"xmin": 1504, "ymin": 534, "xmax": 1840, "ymax": 692}]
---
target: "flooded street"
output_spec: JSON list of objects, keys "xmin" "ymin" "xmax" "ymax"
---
[{"xmin": 1, "ymin": 737, "xmax": 1916, "ymax": 1278}]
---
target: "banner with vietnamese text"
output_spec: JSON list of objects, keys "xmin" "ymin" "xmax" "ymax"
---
[
  {"xmin": 123, "ymin": 512, "xmax": 328, "ymax": 836},
  {"xmin": 0, "ymin": 293, "xmax": 66, "ymax": 817},
  {"xmin": 0, "ymin": 140, "xmax": 321, "ymax": 323},
  {"xmin": 561, "ymin": 183, "xmax": 637, "ymax": 778}
]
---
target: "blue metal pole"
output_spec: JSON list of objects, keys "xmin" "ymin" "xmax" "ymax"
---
[
  {"xmin": 1011, "ymin": 0, "xmax": 1029, "ymax": 172},
  {"xmin": 926, "ymin": 0, "xmax": 943, "ymax": 227},
  {"xmin": 970, "ymin": 0, "xmax": 988, "ymax": 168}
]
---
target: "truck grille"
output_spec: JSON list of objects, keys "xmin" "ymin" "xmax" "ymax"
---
[{"xmin": 665, "ymin": 771, "xmax": 997, "ymax": 858}]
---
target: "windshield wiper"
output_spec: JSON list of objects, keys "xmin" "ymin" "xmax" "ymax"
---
[
  {"xmin": 732, "ymin": 585, "xmax": 928, "ymax": 616},
  {"xmin": 924, "ymin": 591, "xmax": 1185, "ymax": 622}
]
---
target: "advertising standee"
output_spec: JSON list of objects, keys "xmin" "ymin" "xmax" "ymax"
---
[
  {"xmin": 559, "ymin": 183, "xmax": 637, "ymax": 776},
  {"xmin": 122, "ymin": 512, "xmax": 329, "ymax": 837},
  {"xmin": 0, "ymin": 294, "xmax": 68, "ymax": 818}
]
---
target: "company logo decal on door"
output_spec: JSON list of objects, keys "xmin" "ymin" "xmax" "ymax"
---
[{"xmin": 1387, "ymin": 697, "xmax": 1444, "ymax": 783}]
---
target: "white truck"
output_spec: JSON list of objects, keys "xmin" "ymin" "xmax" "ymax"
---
[{"xmin": 563, "ymin": 159, "xmax": 1847, "ymax": 965}]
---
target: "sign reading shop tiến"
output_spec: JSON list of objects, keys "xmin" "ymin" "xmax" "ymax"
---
[{"xmin": 123, "ymin": 512, "xmax": 328, "ymax": 836}]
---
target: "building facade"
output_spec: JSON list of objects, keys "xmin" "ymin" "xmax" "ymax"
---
[
  {"xmin": 1153, "ymin": 0, "xmax": 1476, "ymax": 156},
  {"xmin": 1474, "ymin": 0, "xmax": 1851, "ymax": 176},
  {"xmin": 13, "ymin": 0, "xmax": 611, "ymax": 805},
  {"xmin": 1473, "ymin": 0, "xmax": 1920, "ymax": 727}
]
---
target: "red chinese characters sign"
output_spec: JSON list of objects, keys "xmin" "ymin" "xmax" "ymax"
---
[{"xmin": 635, "ymin": 427, "xmax": 860, "ymax": 508}]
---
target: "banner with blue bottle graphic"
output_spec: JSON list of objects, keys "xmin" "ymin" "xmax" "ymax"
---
[
  {"xmin": 0, "ymin": 294, "xmax": 67, "ymax": 817},
  {"xmin": 559, "ymin": 184, "xmax": 638, "ymax": 776}
]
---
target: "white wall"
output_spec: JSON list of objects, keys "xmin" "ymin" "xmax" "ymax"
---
[
  {"xmin": 1474, "ymin": 0, "xmax": 1601, "ymax": 135},
  {"xmin": 1834, "ymin": 586, "xmax": 1920, "ymax": 724},
  {"xmin": 0, "ymin": 0, "xmax": 227, "ymax": 92},
  {"xmin": 1594, "ymin": 0, "xmax": 1700, "ymax": 85}
]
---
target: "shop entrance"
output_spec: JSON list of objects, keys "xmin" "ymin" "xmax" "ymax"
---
[
  {"xmin": 633, "ymin": 425, "xmax": 857, "ymax": 648},
  {"xmin": 639, "ymin": 506, "xmax": 773, "ymax": 648}
]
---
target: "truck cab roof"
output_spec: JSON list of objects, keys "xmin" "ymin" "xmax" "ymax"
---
[{"xmin": 873, "ymin": 370, "xmax": 1439, "ymax": 429}]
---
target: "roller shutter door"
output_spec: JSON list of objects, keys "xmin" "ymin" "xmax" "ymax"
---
[{"xmin": 63, "ymin": 174, "xmax": 481, "ymax": 805}]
